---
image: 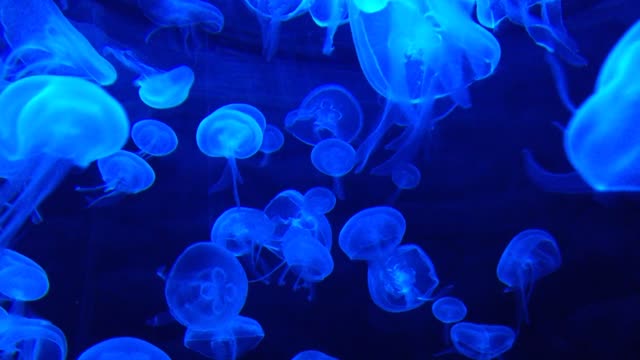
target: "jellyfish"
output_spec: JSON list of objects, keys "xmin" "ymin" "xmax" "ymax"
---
[
  {"xmin": 242, "ymin": 0, "xmax": 312, "ymax": 59},
  {"xmin": 497, "ymin": 229, "xmax": 561, "ymax": 325},
  {"xmin": 0, "ymin": 75, "xmax": 129, "ymax": 248},
  {"xmin": 75, "ymin": 150, "xmax": 156, "ymax": 207},
  {"xmin": 475, "ymin": 0, "xmax": 586, "ymax": 66},
  {"xmin": 310, "ymin": 138, "xmax": 356, "ymax": 199},
  {"xmin": 449, "ymin": 322, "xmax": 516, "ymax": 360},
  {"xmin": 219, "ymin": 103, "xmax": 267, "ymax": 131},
  {"xmin": 184, "ymin": 315, "xmax": 264, "ymax": 360},
  {"xmin": 350, "ymin": 0, "xmax": 388, "ymax": 13},
  {"xmin": 78, "ymin": 337, "xmax": 170, "ymax": 360},
  {"xmin": 285, "ymin": 84, "xmax": 363, "ymax": 146},
  {"xmin": 0, "ymin": 0, "xmax": 116, "ymax": 85},
  {"xmin": 279, "ymin": 227, "xmax": 334, "ymax": 289},
  {"xmin": 309, "ymin": 0, "xmax": 349, "ymax": 55},
  {"xmin": 196, "ymin": 105, "xmax": 264, "ymax": 206},
  {"xmin": 302, "ymin": 186, "xmax": 336, "ymax": 215},
  {"xmin": 0, "ymin": 249, "xmax": 49, "ymax": 302},
  {"xmin": 131, "ymin": 119, "xmax": 178, "ymax": 157},
  {"xmin": 210, "ymin": 206, "xmax": 275, "ymax": 259},
  {"xmin": 165, "ymin": 242, "xmax": 249, "ymax": 330},
  {"xmin": 259, "ymin": 124, "xmax": 285, "ymax": 167},
  {"xmin": 292, "ymin": 349, "xmax": 339, "ymax": 360},
  {"xmin": 432, "ymin": 296, "xmax": 467, "ymax": 324},
  {"xmin": 389, "ymin": 162, "xmax": 422, "ymax": 203},
  {"xmin": 338, "ymin": 206, "xmax": 405, "ymax": 262},
  {"xmin": 0, "ymin": 313, "xmax": 67, "ymax": 360},
  {"xmin": 367, "ymin": 244, "xmax": 439, "ymax": 312}
]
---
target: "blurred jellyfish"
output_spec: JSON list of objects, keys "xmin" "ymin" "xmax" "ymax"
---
[
  {"xmin": 497, "ymin": 229, "xmax": 561, "ymax": 325},
  {"xmin": 165, "ymin": 242, "xmax": 249, "ymax": 330},
  {"xmin": 303, "ymin": 186, "xmax": 336, "ymax": 215},
  {"xmin": 184, "ymin": 315, "xmax": 264, "ymax": 360},
  {"xmin": 131, "ymin": 119, "xmax": 179, "ymax": 157},
  {"xmin": 450, "ymin": 322, "xmax": 516, "ymax": 360},
  {"xmin": 389, "ymin": 162, "xmax": 422, "ymax": 203},
  {"xmin": 0, "ymin": 0, "xmax": 116, "ymax": 84},
  {"xmin": 0, "ymin": 249, "xmax": 48, "ymax": 302},
  {"xmin": 210, "ymin": 206, "xmax": 275, "ymax": 258},
  {"xmin": 259, "ymin": 124, "xmax": 285, "ymax": 167},
  {"xmin": 279, "ymin": 227, "xmax": 334, "ymax": 289},
  {"xmin": 78, "ymin": 337, "xmax": 170, "ymax": 360},
  {"xmin": 75, "ymin": 150, "xmax": 156, "ymax": 207},
  {"xmin": 0, "ymin": 75, "xmax": 129, "ymax": 247},
  {"xmin": 285, "ymin": 84, "xmax": 363, "ymax": 145},
  {"xmin": 309, "ymin": 0, "xmax": 349, "ymax": 55},
  {"xmin": 196, "ymin": 105, "xmax": 264, "ymax": 206},
  {"xmin": 311, "ymin": 138, "xmax": 356, "ymax": 199},
  {"xmin": 367, "ymin": 244, "xmax": 439, "ymax": 312},
  {"xmin": 338, "ymin": 206, "xmax": 405, "ymax": 262},
  {"xmin": 432, "ymin": 296, "xmax": 467, "ymax": 324},
  {"xmin": 0, "ymin": 313, "xmax": 67, "ymax": 360},
  {"xmin": 292, "ymin": 349, "xmax": 339, "ymax": 360}
]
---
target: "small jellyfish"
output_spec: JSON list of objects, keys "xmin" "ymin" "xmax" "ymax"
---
[
  {"xmin": 338, "ymin": 206, "xmax": 405, "ymax": 262},
  {"xmin": 0, "ymin": 0, "xmax": 116, "ymax": 84},
  {"xmin": 78, "ymin": 337, "xmax": 170, "ymax": 360},
  {"xmin": 497, "ymin": 229, "xmax": 561, "ymax": 324},
  {"xmin": 309, "ymin": 0, "xmax": 349, "ymax": 55},
  {"xmin": 197, "ymin": 105, "xmax": 264, "ymax": 206},
  {"xmin": 302, "ymin": 186, "xmax": 336, "ymax": 215},
  {"xmin": 432, "ymin": 296, "xmax": 467, "ymax": 324},
  {"xmin": 0, "ymin": 313, "xmax": 67, "ymax": 360},
  {"xmin": 367, "ymin": 244, "xmax": 439, "ymax": 312},
  {"xmin": 310, "ymin": 138, "xmax": 356, "ymax": 199},
  {"xmin": 292, "ymin": 349, "xmax": 339, "ymax": 360},
  {"xmin": 389, "ymin": 162, "xmax": 422, "ymax": 203},
  {"xmin": 184, "ymin": 315, "xmax": 264, "ymax": 360},
  {"xmin": 165, "ymin": 242, "xmax": 249, "ymax": 330},
  {"xmin": 279, "ymin": 227, "xmax": 334, "ymax": 289},
  {"xmin": 75, "ymin": 150, "xmax": 156, "ymax": 207},
  {"xmin": 450, "ymin": 322, "xmax": 516, "ymax": 360},
  {"xmin": 103, "ymin": 46, "xmax": 195, "ymax": 109},
  {"xmin": 210, "ymin": 206, "xmax": 275, "ymax": 257},
  {"xmin": 285, "ymin": 84, "xmax": 363, "ymax": 145},
  {"xmin": 259, "ymin": 124, "xmax": 285, "ymax": 167},
  {"xmin": 0, "ymin": 249, "xmax": 49, "ymax": 301},
  {"xmin": 131, "ymin": 119, "xmax": 178, "ymax": 157}
]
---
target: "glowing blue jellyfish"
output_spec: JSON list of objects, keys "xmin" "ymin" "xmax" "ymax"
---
[
  {"xmin": 0, "ymin": 0, "xmax": 116, "ymax": 85},
  {"xmin": 165, "ymin": 242, "xmax": 249, "ymax": 330},
  {"xmin": 303, "ymin": 187, "xmax": 336, "ymax": 215},
  {"xmin": 185, "ymin": 315, "xmax": 264, "ymax": 360},
  {"xmin": 210, "ymin": 206, "xmax": 275, "ymax": 257},
  {"xmin": 367, "ymin": 244, "xmax": 439, "ymax": 312},
  {"xmin": 76, "ymin": 150, "xmax": 156, "ymax": 207},
  {"xmin": 131, "ymin": 119, "xmax": 178, "ymax": 157},
  {"xmin": 309, "ymin": 0, "xmax": 349, "ymax": 55},
  {"xmin": 0, "ymin": 75, "xmax": 129, "ymax": 247},
  {"xmin": 476, "ymin": 0, "xmax": 586, "ymax": 66},
  {"xmin": 78, "ymin": 337, "xmax": 170, "ymax": 360},
  {"xmin": 338, "ymin": 206, "xmax": 405, "ymax": 261},
  {"xmin": 311, "ymin": 138, "xmax": 356, "ymax": 199},
  {"xmin": 450, "ymin": 322, "xmax": 516, "ymax": 360},
  {"xmin": 0, "ymin": 249, "xmax": 48, "ymax": 301},
  {"xmin": 0, "ymin": 313, "xmax": 67, "ymax": 360},
  {"xmin": 279, "ymin": 227, "xmax": 334, "ymax": 288},
  {"xmin": 432, "ymin": 297, "xmax": 467, "ymax": 324},
  {"xmin": 391, "ymin": 163, "xmax": 421, "ymax": 190},
  {"xmin": 219, "ymin": 103, "xmax": 267, "ymax": 131},
  {"xmin": 292, "ymin": 349, "xmax": 338, "ymax": 360},
  {"xmin": 259, "ymin": 124, "xmax": 285, "ymax": 167},
  {"xmin": 351, "ymin": 0, "xmax": 388, "ymax": 13},
  {"xmin": 497, "ymin": 229, "xmax": 561, "ymax": 324},
  {"xmin": 285, "ymin": 84, "xmax": 363, "ymax": 145}
]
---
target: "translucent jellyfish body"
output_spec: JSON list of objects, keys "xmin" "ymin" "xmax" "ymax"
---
[
  {"xmin": 309, "ymin": 0, "xmax": 349, "ymax": 55},
  {"xmin": 0, "ymin": 249, "xmax": 49, "ymax": 301},
  {"xmin": 0, "ymin": 75, "xmax": 129, "ymax": 247},
  {"xmin": 131, "ymin": 119, "xmax": 178, "ymax": 157},
  {"xmin": 311, "ymin": 138, "xmax": 356, "ymax": 199},
  {"xmin": 0, "ymin": 0, "xmax": 116, "ymax": 84},
  {"xmin": 450, "ymin": 322, "xmax": 516, "ymax": 360},
  {"xmin": 138, "ymin": 0, "xmax": 224, "ymax": 43},
  {"xmin": 292, "ymin": 349, "xmax": 339, "ymax": 360},
  {"xmin": 432, "ymin": 296, "xmax": 467, "ymax": 324},
  {"xmin": 197, "ymin": 105, "xmax": 264, "ymax": 206},
  {"xmin": 280, "ymin": 227, "xmax": 334, "ymax": 287},
  {"xmin": 367, "ymin": 244, "xmax": 439, "ymax": 312},
  {"xmin": 78, "ymin": 337, "xmax": 170, "ymax": 360},
  {"xmin": 391, "ymin": 163, "xmax": 421, "ymax": 190},
  {"xmin": 497, "ymin": 229, "xmax": 561, "ymax": 324},
  {"xmin": 339, "ymin": 206, "xmax": 405, "ymax": 261},
  {"xmin": 0, "ymin": 313, "xmax": 67, "ymax": 360},
  {"xmin": 285, "ymin": 84, "xmax": 363, "ymax": 146},
  {"xmin": 165, "ymin": 242, "xmax": 249, "ymax": 330},
  {"xmin": 184, "ymin": 315, "xmax": 264, "ymax": 360},
  {"xmin": 302, "ymin": 186, "xmax": 336, "ymax": 215},
  {"xmin": 259, "ymin": 124, "xmax": 285, "ymax": 166},
  {"xmin": 210, "ymin": 206, "xmax": 275, "ymax": 257}
]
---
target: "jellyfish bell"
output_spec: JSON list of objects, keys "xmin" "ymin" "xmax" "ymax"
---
[
  {"xmin": 78, "ymin": 337, "xmax": 169, "ymax": 360},
  {"xmin": 0, "ymin": 248, "xmax": 49, "ymax": 302},
  {"xmin": 184, "ymin": 315, "xmax": 264, "ymax": 360},
  {"xmin": 131, "ymin": 119, "xmax": 179, "ymax": 157}
]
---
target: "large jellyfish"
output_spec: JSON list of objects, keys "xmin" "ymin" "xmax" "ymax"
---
[
  {"xmin": 338, "ymin": 206, "xmax": 405, "ymax": 262},
  {"xmin": 309, "ymin": 0, "xmax": 349, "ymax": 55},
  {"xmin": 0, "ymin": 75, "xmax": 129, "ymax": 247},
  {"xmin": 0, "ymin": 312, "xmax": 67, "ymax": 360},
  {"xmin": 0, "ymin": 0, "xmax": 116, "ymax": 85},
  {"xmin": 131, "ymin": 119, "xmax": 179, "ymax": 157},
  {"xmin": 450, "ymin": 322, "xmax": 516, "ymax": 360},
  {"xmin": 184, "ymin": 315, "xmax": 264, "ymax": 360},
  {"xmin": 78, "ymin": 337, "xmax": 170, "ymax": 360},
  {"xmin": 0, "ymin": 249, "xmax": 49, "ymax": 301}
]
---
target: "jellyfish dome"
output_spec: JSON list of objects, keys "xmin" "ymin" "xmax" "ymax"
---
[
  {"xmin": 450, "ymin": 322, "xmax": 516, "ymax": 360},
  {"xmin": 0, "ymin": 314, "xmax": 67, "ymax": 360},
  {"xmin": 138, "ymin": 0, "xmax": 225, "ymax": 37},
  {"xmin": 219, "ymin": 103, "xmax": 267, "ymax": 131},
  {"xmin": 311, "ymin": 138, "xmax": 356, "ymax": 177},
  {"xmin": 338, "ymin": 206, "xmax": 406, "ymax": 261},
  {"xmin": 184, "ymin": 315, "xmax": 264, "ymax": 360},
  {"xmin": 281, "ymin": 227, "xmax": 334, "ymax": 284},
  {"xmin": 78, "ymin": 337, "xmax": 170, "ymax": 360},
  {"xmin": 391, "ymin": 163, "xmax": 422, "ymax": 190},
  {"xmin": 351, "ymin": 0, "xmax": 389, "ymax": 14},
  {"xmin": 260, "ymin": 124, "xmax": 285, "ymax": 154},
  {"xmin": 165, "ymin": 242, "xmax": 249, "ymax": 330},
  {"xmin": 0, "ymin": 249, "xmax": 49, "ymax": 301},
  {"xmin": 131, "ymin": 119, "xmax": 179, "ymax": 157},
  {"xmin": 431, "ymin": 296, "xmax": 467, "ymax": 324},
  {"xmin": 303, "ymin": 186, "xmax": 337, "ymax": 215},
  {"xmin": 96, "ymin": 151, "xmax": 156, "ymax": 194},
  {"xmin": 292, "ymin": 349, "xmax": 339, "ymax": 360},
  {"xmin": 210, "ymin": 207, "xmax": 275, "ymax": 257},
  {"xmin": 367, "ymin": 244, "xmax": 439, "ymax": 312}
]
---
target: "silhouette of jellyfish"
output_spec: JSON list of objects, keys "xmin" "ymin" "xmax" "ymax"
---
[
  {"xmin": 0, "ymin": 0, "xmax": 116, "ymax": 85},
  {"xmin": 165, "ymin": 242, "xmax": 249, "ymax": 330},
  {"xmin": 103, "ymin": 46, "xmax": 194, "ymax": 109},
  {"xmin": 475, "ymin": 0, "xmax": 586, "ymax": 66},
  {"xmin": 210, "ymin": 206, "xmax": 275, "ymax": 259},
  {"xmin": 303, "ymin": 186, "xmax": 336, "ymax": 215},
  {"xmin": 0, "ymin": 249, "xmax": 49, "ymax": 301},
  {"xmin": 292, "ymin": 349, "xmax": 339, "ymax": 360},
  {"xmin": 0, "ymin": 313, "xmax": 67, "ymax": 360},
  {"xmin": 497, "ymin": 229, "xmax": 561, "ymax": 325},
  {"xmin": 197, "ymin": 105, "xmax": 264, "ymax": 206},
  {"xmin": 75, "ymin": 150, "xmax": 156, "ymax": 207},
  {"xmin": 367, "ymin": 244, "xmax": 439, "ymax": 312},
  {"xmin": 131, "ymin": 119, "xmax": 178, "ymax": 157},
  {"xmin": 78, "ymin": 337, "xmax": 170, "ymax": 360},
  {"xmin": 311, "ymin": 138, "xmax": 356, "ymax": 199},
  {"xmin": 338, "ymin": 206, "xmax": 405, "ymax": 262},
  {"xmin": 449, "ymin": 322, "xmax": 516, "ymax": 360},
  {"xmin": 0, "ymin": 75, "xmax": 129, "ymax": 247},
  {"xmin": 184, "ymin": 315, "xmax": 264, "ymax": 360},
  {"xmin": 432, "ymin": 296, "xmax": 467, "ymax": 324},
  {"xmin": 259, "ymin": 124, "xmax": 285, "ymax": 167},
  {"xmin": 309, "ymin": 0, "xmax": 349, "ymax": 55},
  {"xmin": 285, "ymin": 84, "xmax": 363, "ymax": 146}
]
